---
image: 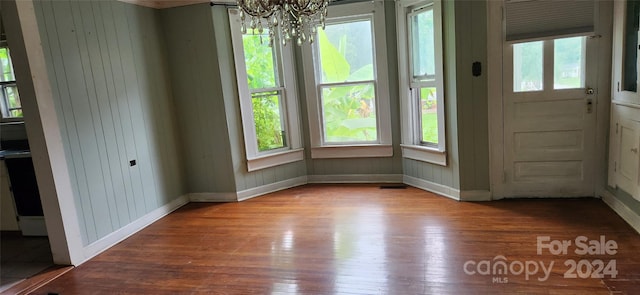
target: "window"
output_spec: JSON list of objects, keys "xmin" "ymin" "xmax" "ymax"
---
[
  {"xmin": 513, "ymin": 41, "xmax": 543, "ymax": 92},
  {"xmin": 301, "ymin": 1, "xmax": 392, "ymax": 159},
  {"xmin": 553, "ymin": 37, "xmax": 585, "ymax": 90},
  {"xmin": 511, "ymin": 36, "xmax": 587, "ymax": 93},
  {"xmin": 229, "ymin": 9, "xmax": 303, "ymax": 171},
  {"xmin": 0, "ymin": 46, "xmax": 22, "ymax": 120},
  {"xmin": 396, "ymin": 0, "xmax": 446, "ymax": 165}
]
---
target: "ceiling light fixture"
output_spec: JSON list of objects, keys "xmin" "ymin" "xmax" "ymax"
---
[{"xmin": 236, "ymin": 0, "xmax": 330, "ymax": 46}]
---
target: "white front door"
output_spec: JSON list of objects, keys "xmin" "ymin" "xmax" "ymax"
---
[{"xmin": 502, "ymin": 36, "xmax": 598, "ymax": 197}]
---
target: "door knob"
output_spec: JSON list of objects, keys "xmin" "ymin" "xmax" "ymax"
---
[{"xmin": 586, "ymin": 88, "xmax": 595, "ymax": 95}]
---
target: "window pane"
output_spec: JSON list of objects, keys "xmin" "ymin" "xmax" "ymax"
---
[
  {"xmin": 623, "ymin": 0, "xmax": 640, "ymax": 92},
  {"xmin": 321, "ymin": 83, "xmax": 377, "ymax": 143},
  {"xmin": 410, "ymin": 8, "xmax": 435, "ymax": 81},
  {"xmin": 419, "ymin": 87, "xmax": 438, "ymax": 144},
  {"xmin": 6, "ymin": 86, "xmax": 20, "ymax": 108},
  {"xmin": 317, "ymin": 20, "xmax": 374, "ymax": 83},
  {"xmin": 252, "ymin": 91, "xmax": 285, "ymax": 151},
  {"xmin": 243, "ymin": 29, "xmax": 277, "ymax": 89},
  {"xmin": 0, "ymin": 48, "xmax": 15, "ymax": 82},
  {"xmin": 2, "ymin": 85, "xmax": 22, "ymax": 118},
  {"xmin": 554, "ymin": 37, "xmax": 585, "ymax": 89},
  {"xmin": 513, "ymin": 41, "xmax": 543, "ymax": 92}
]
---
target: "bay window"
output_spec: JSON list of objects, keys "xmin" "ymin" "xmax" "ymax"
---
[
  {"xmin": 301, "ymin": 1, "xmax": 392, "ymax": 159},
  {"xmin": 229, "ymin": 9, "xmax": 303, "ymax": 171},
  {"xmin": 397, "ymin": 0, "xmax": 446, "ymax": 165}
]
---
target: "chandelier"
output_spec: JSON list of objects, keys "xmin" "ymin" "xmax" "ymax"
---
[{"xmin": 237, "ymin": 0, "xmax": 330, "ymax": 46}]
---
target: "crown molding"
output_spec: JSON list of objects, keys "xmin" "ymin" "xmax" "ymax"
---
[{"xmin": 118, "ymin": 0, "xmax": 234, "ymax": 9}]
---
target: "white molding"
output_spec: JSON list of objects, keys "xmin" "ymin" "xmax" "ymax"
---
[
  {"xmin": 400, "ymin": 144, "xmax": 447, "ymax": 166},
  {"xmin": 81, "ymin": 195, "xmax": 190, "ymax": 264},
  {"xmin": 487, "ymin": 0, "xmax": 506, "ymax": 200},
  {"xmin": 601, "ymin": 190, "xmax": 640, "ymax": 234},
  {"xmin": 403, "ymin": 175, "xmax": 460, "ymax": 200},
  {"xmin": 189, "ymin": 192, "xmax": 238, "ymax": 202},
  {"xmin": 311, "ymin": 145, "xmax": 393, "ymax": 159},
  {"xmin": 237, "ymin": 176, "xmax": 308, "ymax": 201},
  {"xmin": 247, "ymin": 149, "xmax": 304, "ymax": 172},
  {"xmin": 308, "ymin": 174, "xmax": 402, "ymax": 184},
  {"xmin": 459, "ymin": 190, "xmax": 492, "ymax": 202},
  {"xmin": 118, "ymin": 0, "xmax": 231, "ymax": 9}
]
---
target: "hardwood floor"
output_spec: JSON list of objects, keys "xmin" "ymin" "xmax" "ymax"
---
[{"xmin": 32, "ymin": 184, "xmax": 640, "ymax": 294}]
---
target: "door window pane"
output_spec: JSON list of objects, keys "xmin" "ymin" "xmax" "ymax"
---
[
  {"xmin": 243, "ymin": 29, "xmax": 278, "ymax": 89},
  {"xmin": 252, "ymin": 91, "xmax": 285, "ymax": 151},
  {"xmin": 410, "ymin": 8, "xmax": 435, "ymax": 81},
  {"xmin": 317, "ymin": 20, "xmax": 374, "ymax": 83},
  {"xmin": 513, "ymin": 41, "xmax": 543, "ymax": 92},
  {"xmin": 419, "ymin": 87, "xmax": 438, "ymax": 145},
  {"xmin": 554, "ymin": 37, "xmax": 585, "ymax": 89},
  {"xmin": 321, "ymin": 83, "xmax": 377, "ymax": 143}
]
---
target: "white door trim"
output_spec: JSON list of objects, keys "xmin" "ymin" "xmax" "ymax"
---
[
  {"xmin": 487, "ymin": 0, "xmax": 506, "ymax": 199},
  {"xmin": 3, "ymin": 0, "xmax": 85, "ymax": 265},
  {"xmin": 487, "ymin": 0, "xmax": 613, "ymax": 199}
]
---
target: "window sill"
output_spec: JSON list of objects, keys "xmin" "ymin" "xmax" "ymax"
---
[
  {"xmin": 311, "ymin": 144, "xmax": 393, "ymax": 159},
  {"xmin": 1, "ymin": 118, "xmax": 24, "ymax": 124},
  {"xmin": 247, "ymin": 148, "xmax": 304, "ymax": 172},
  {"xmin": 401, "ymin": 144, "xmax": 447, "ymax": 166}
]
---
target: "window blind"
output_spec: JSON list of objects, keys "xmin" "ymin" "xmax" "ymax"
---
[{"xmin": 505, "ymin": 0, "xmax": 595, "ymax": 42}]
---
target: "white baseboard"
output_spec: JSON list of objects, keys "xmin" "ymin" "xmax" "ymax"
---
[
  {"xmin": 308, "ymin": 174, "xmax": 403, "ymax": 184},
  {"xmin": 601, "ymin": 190, "xmax": 640, "ymax": 234},
  {"xmin": 237, "ymin": 176, "xmax": 308, "ymax": 201},
  {"xmin": 403, "ymin": 175, "xmax": 460, "ymax": 200},
  {"xmin": 81, "ymin": 194, "xmax": 189, "ymax": 264},
  {"xmin": 460, "ymin": 190, "xmax": 492, "ymax": 201},
  {"xmin": 189, "ymin": 192, "xmax": 238, "ymax": 202}
]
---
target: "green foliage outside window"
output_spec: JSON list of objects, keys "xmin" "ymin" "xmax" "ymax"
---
[
  {"xmin": 0, "ymin": 47, "xmax": 22, "ymax": 118},
  {"xmin": 243, "ymin": 31, "xmax": 284, "ymax": 151},
  {"xmin": 318, "ymin": 27, "xmax": 377, "ymax": 142}
]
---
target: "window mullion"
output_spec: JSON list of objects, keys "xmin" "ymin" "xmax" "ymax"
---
[
  {"xmin": 318, "ymin": 80, "xmax": 376, "ymax": 88},
  {"xmin": 250, "ymin": 87, "xmax": 284, "ymax": 95}
]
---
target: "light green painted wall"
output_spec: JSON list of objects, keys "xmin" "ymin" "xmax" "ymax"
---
[
  {"xmin": 160, "ymin": 4, "xmax": 236, "ymax": 193},
  {"xmin": 162, "ymin": 4, "xmax": 307, "ymax": 194},
  {"xmin": 454, "ymin": 0, "xmax": 490, "ymax": 191},
  {"xmin": 32, "ymin": 0, "xmax": 185, "ymax": 245}
]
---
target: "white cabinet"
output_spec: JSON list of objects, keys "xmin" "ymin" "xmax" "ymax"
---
[
  {"xmin": 609, "ymin": 105, "xmax": 640, "ymax": 201},
  {"xmin": 612, "ymin": 0, "xmax": 640, "ymax": 104}
]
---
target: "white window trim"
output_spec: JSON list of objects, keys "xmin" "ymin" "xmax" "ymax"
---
[
  {"xmin": 301, "ymin": 1, "xmax": 392, "ymax": 159},
  {"xmin": 229, "ymin": 8, "xmax": 303, "ymax": 171},
  {"xmin": 396, "ymin": 0, "xmax": 447, "ymax": 166}
]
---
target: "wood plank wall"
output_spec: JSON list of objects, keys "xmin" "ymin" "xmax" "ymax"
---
[{"xmin": 33, "ymin": 0, "xmax": 185, "ymax": 245}]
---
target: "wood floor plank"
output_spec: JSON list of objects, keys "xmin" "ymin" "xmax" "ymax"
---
[{"xmin": 32, "ymin": 184, "xmax": 640, "ymax": 294}]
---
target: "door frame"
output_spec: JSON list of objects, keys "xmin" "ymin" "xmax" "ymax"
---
[
  {"xmin": 2, "ymin": 0, "xmax": 85, "ymax": 265},
  {"xmin": 487, "ymin": 0, "xmax": 614, "ymax": 199}
]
